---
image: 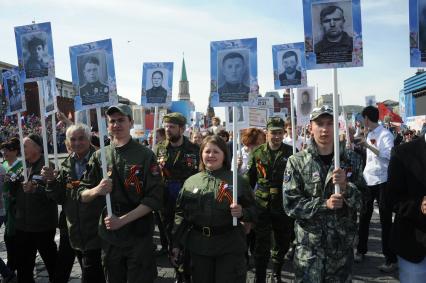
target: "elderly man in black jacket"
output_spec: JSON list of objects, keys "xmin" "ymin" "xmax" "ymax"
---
[{"xmin": 384, "ymin": 134, "xmax": 426, "ymax": 282}]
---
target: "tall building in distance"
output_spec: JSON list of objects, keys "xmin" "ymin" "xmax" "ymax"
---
[{"xmin": 178, "ymin": 56, "xmax": 190, "ymax": 101}]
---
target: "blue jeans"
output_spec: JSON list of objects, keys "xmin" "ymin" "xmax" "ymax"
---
[{"xmin": 398, "ymin": 256, "xmax": 426, "ymax": 283}]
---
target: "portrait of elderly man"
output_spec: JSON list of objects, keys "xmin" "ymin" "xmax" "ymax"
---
[
  {"xmin": 218, "ymin": 52, "xmax": 250, "ymax": 101},
  {"xmin": 314, "ymin": 5, "xmax": 353, "ymax": 64},
  {"xmin": 79, "ymin": 56, "xmax": 109, "ymax": 106},
  {"xmin": 279, "ymin": 50, "xmax": 302, "ymax": 86},
  {"xmin": 146, "ymin": 70, "xmax": 167, "ymax": 104},
  {"xmin": 24, "ymin": 35, "xmax": 49, "ymax": 77}
]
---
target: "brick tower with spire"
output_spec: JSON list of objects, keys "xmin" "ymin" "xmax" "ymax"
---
[{"xmin": 178, "ymin": 57, "xmax": 190, "ymax": 101}]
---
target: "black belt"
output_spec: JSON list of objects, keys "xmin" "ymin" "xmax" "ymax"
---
[{"xmin": 192, "ymin": 224, "xmax": 236, "ymax": 237}]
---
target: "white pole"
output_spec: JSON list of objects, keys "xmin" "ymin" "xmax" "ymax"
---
[
  {"xmin": 17, "ymin": 113, "xmax": 28, "ymax": 182},
  {"xmin": 96, "ymin": 107, "xmax": 112, "ymax": 216},
  {"xmin": 332, "ymin": 68, "xmax": 340, "ymax": 194},
  {"xmin": 290, "ymin": 89, "xmax": 296, "ymax": 154},
  {"xmin": 152, "ymin": 106, "xmax": 159, "ymax": 147},
  {"xmin": 86, "ymin": 109, "xmax": 91, "ymax": 129},
  {"xmin": 51, "ymin": 114, "xmax": 59, "ymax": 170},
  {"xmin": 232, "ymin": 106, "xmax": 238, "ymax": 226},
  {"xmin": 38, "ymin": 81, "xmax": 49, "ymax": 167}
]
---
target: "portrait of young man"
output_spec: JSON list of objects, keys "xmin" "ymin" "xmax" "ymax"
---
[
  {"xmin": 146, "ymin": 70, "xmax": 167, "ymax": 104},
  {"xmin": 279, "ymin": 50, "xmax": 301, "ymax": 86},
  {"xmin": 218, "ymin": 51, "xmax": 250, "ymax": 102},
  {"xmin": 314, "ymin": 4, "xmax": 353, "ymax": 64},
  {"xmin": 24, "ymin": 34, "xmax": 49, "ymax": 78},
  {"xmin": 7, "ymin": 77, "xmax": 23, "ymax": 113},
  {"xmin": 78, "ymin": 55, "xmax": 109, "ymax": 106}
]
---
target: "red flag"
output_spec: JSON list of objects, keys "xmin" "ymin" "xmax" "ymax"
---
[{"xmin": 377, "ymin": 103, "xmax": 403, "ymax": 123}]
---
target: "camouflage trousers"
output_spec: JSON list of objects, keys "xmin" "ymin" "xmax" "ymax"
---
[{"xmin": 293, "ymin": 245, "xmax": 354, "ymax": 283}]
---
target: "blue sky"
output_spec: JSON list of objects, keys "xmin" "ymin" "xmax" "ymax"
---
[{"xmin": 0, "ymin": 0, "xmax": 414, "ymax": 115}]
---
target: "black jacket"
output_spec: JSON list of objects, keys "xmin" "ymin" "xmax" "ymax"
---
[{"xmin": 384, "ymin": 135, "xmax": 426, "ymax": 263}]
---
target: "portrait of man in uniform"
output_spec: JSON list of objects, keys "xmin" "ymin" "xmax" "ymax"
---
[
  {"xmin": 314, "ymin": 4, "xmax": 353, "ymax": 64},
  {"xmin": 7, "ymin": 77, "xmax": 23, "ymax": 112},
  {"xmin": 218, "ymin": 51, "xmax": 250, "ymax": 102},
  {"xmin": 24, "ymin": 34, "xmax": 49, "ymax": 78},
  {"xmin": 78, "ymin": 55, "xmax": 109, "ymax": 106},
  {"xmin": 45, "ymin": 79, "xmax": 55, "ymax": 113},
  {"xmin": 146, "ymin": 70, "xmax": 167, "ymax": 104},
  {"xmin": 279, "ymin": 50, "xmax": 302, "ymax": 86}
]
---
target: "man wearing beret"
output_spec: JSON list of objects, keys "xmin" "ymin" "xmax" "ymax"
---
[
  {"xmin": 15, "ymin": 134, "xmax": 58, "ymax": 282},
  {"xmin": 78, "ymin": 104, "xmax": 164, "ymax": 283},
  {"xmin": 244, "ymin": 117, "xmax": 294, "ymax": 283},
  {"xmin": 155, "ymin": 112, "xmax": 199, "ymax": 283},
  {"xmin": 283, "ymin": 105, "xmax": 364, "ymax": 282}
]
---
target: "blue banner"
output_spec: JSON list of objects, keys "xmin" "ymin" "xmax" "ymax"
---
[
  {"xmin": 2, "ymin": 68, "xmax": 27, "ymax": 116},
  {"xmin": 272, "ymin": 42, "xmax": 307, "ymax": 89},
  {"xmin": 141, "ymin": 62, "xmax": 173, "ymax": 107}
]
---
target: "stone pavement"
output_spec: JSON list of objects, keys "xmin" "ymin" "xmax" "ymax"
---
[{"xmin": 6, "ymin": 206, "xmax": 399, "ymax": 282}]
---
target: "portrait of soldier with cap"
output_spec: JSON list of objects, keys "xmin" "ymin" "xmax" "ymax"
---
[
  {"xmin": 23, "ymin": 34, "xmax": 49, "ymax": 78},
  {"xmin": 78, "ymin": 54, "xmax": 110, "ymax": 106}
]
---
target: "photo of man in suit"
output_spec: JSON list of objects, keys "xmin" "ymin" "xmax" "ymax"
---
[
  {"xmin": 146, "ymin": 70, "xmax": 167, "ymax": 104},
  {"xmin": 279, "ymin": 50, "xmax": 301, "ymax": 86}
]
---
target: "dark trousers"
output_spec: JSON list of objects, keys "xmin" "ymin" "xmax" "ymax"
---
[
  {"xmin": 4, "ymin": 235, "xmax": 17, "ymax": 273},
  {"xmin": 154, "ymin": 211, "xmax": 168, "ymax": 249},
  {"xmin": 54, "ymin": 229, "xmax": 76, "ymax": 283},
  {"xmin": 76, "ymin": 249, "xmax": 105, "ymax": 283},
  {"xmin": 16, "ymin": 229, "xmax": 57, "ymax": 283},
  {"xmin": 254, "ymin": 211, "xmax": 294, "ymax": 277},
  {"xmin": 357, "ymin": 183, "xmax": 397, "ymax": 263}
]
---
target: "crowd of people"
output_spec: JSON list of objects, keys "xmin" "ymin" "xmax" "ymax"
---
[{"xmin": 0, "ymin": 104, "xmax": 424, "ymax": 283}]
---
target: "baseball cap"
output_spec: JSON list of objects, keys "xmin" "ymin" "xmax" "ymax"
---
[
  {"xmin": 267, "ymin": 117, "xmax": 285, "ymax": 131},
  {"xmin": 106, "ymin": 104, "xmax": 132, "ymax": 119},
  {"xmin": 310, "ymin": 105, "xmax": 334, "ymax": 121}
]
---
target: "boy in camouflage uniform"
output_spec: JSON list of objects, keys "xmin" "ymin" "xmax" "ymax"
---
[
  {"xmin": 78, "ymin": 104, "xmax": 163, "ymax": 283},
  {"xmin": 283, "ymin": 105, "xmax": 364, "ymax": 282}
]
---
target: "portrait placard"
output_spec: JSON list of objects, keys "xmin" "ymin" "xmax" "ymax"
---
[
  {"xmin": 272, "ymin": 42, "xmax": 307, "ymax": 89},
  {"xmin": 141, "ymin": 62, "xmax": 173, "ymax": 107},
  {"xmin": 303, "ymin": 0, "xmax": 363, "ymax": 69},
  {"xmin": 2, "ymin": 68, "xmax": 27, "ymax": 115},
  {"xmin": 70, "ymin": 39, "xmax": 118, "ymax": 111},
  {"xmin": 225, "ymin": 106, "xmax": 249, "ymax": 130},
  {"xmin": 365, "ymin": 95, "xmax": 376, "ymax": 106},
  {"xmin": 42, "ymin": 78, "xmax": 58, "ymax": 116},
  {"xmin": 248, "ymin": 108, "xmax": 268, "ymax": 128},
  {"xmin": 296, "ymin": 87, "xmax": 315, "ymax": 126},
  {"xmin": 210, "ymin": 38, "xmax": 258, "ymax": 107},
  {"xmin": 409, "ymin": 0, "xmax": 426, "ymax": 66},
  {"xmin": 14, "ymin": 22, "xmax": 55, "ymax": 82}
]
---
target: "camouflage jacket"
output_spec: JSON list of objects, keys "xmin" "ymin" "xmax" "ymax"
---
[
  {"xmin": 282, "ymin": 143, "xmax": 364, "ymax": 255},
  {"xmin": 245, "ymin": 142, "xmax": 293, "ymax": 213}
]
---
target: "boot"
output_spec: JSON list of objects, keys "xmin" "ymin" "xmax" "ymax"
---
[
  {"xmin": 272, "ymin": 263, "xmax": 283, "ymax": 283},
  {"xmin": 254, "ymin": 264, "xmax": 266, "ymax": 283}
]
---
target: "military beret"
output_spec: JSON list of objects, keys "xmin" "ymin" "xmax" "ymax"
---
[
  {"xmin": 310, "ymin": 105, "xmax": 333, "ymax": 121},
  {"xmin": 267, "ymin": 117, "xmax": 285, "ymax": 130},
  {"xmin": 163, "ymin": 112, "xmax": 186, "ymax": 126}
]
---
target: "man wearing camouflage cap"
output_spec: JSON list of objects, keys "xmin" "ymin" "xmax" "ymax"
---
[
  {"xmin": 155, "ymin": 112, "xmax": 199, "ymax": 283},
  {"xmin": 78, "ymin": 104, "xmax": 163, "ymax": 283},
  {"xmin": 244, "ymin": 117, "xmax": 294, "ymax": 283},
  {"xmin": 283, "ymin": 105, "xmax": 364, "ymax": 282}
]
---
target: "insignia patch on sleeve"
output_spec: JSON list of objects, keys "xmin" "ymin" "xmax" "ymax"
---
[{"xmin": 283, "ymin": 170, "xmax": 292, "ymax": 183}]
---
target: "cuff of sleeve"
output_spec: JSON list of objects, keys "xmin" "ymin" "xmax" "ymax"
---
[
  {"xmin": 140, "ymin": 198, "xmax": 161, "ymax": 212},
  {"xmin": 319, "ymin": 200, "xmax": 328, "ymax": 212}
]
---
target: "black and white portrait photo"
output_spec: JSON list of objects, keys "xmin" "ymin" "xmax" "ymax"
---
[
  {"xmin": 228, "ymin": 106, "xmax": 244, "ymax": 123},
  {"xmin": 419, "ymin": 0, "xmax": 426, "ymax": 61},
  {"xmin": 146, "ymin": 70, "xmax": 168, "ymax": 104},
  {"xmin": 297, "ymin": 87, "xmax": 315, "ymax": 126},
  {"xmin": 22, "ymin": 32, "xmax": 49, "ymax": 79},
  {"xmin": 218, "ymin": 50, "xmax": 250, "ymax": 102},
  {"xmin": 7, "ymin": 76, "xmax": 23, "ymax": 113},
  {"xmin": 278, "ymin": 49, "xmax": 302, "ymax": 86},
  {"xmin": 77, "ymin": 52, "xmax": 109, "ymax": 106},
  {"xmin": 44, "ymin": 79, "xmax": 56, "ymax": 113},
  {"xmin": 312, "ymin": 2, "xmax": 354, "ymax": 64}
]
